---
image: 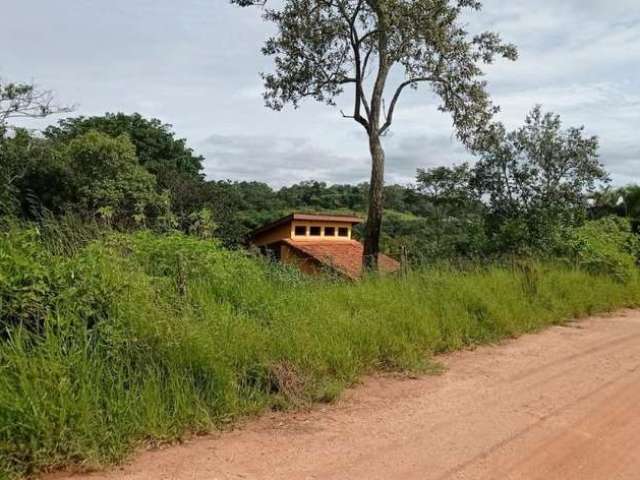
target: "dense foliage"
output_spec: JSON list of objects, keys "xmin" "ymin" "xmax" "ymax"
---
[
  {"xmin": 562, "ymin": 217, "xmax": 640, "ymax": 281},
  {"xmin": 0, "ymin": 79, "xmax": 71, "ymax": 217},
  {"xmin": 44, "ymin": 113, "xmax": 204, "ymax": 195},
  {"xmin": 591, "ymin": 185, "xmax": 640, "ymax": 233},
  {"xmin": 416, "ymin": 107, "xmax": 608, "ymax": 256},
  {"xmin": 1, "ymin": 224, "xmax": 639, "ymax": 478},
  {"xmin": 2, "ymin": 99, "xmax": 637, "ymax": 265}
]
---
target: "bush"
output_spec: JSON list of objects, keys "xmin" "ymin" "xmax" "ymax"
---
[
  {"xmin": 0, "ymin": 226, "xmax": 60, "ymax": 333},
  {"xmin": 0, "ymin": 226, "xmax": 639, "ymax": 478},
  {"xmin": 563, "ymin": 217, "xmax": 640, "ymax": 281}
]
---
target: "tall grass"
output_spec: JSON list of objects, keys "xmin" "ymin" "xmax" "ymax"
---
[{"xmin": 1, "ymin": 227, "xmax": 639, "ymax": 478}]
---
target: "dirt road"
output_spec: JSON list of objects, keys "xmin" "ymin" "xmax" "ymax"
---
[{"xmin": 54, "ymin": 310, "xmax": 640, "ymax": 480}]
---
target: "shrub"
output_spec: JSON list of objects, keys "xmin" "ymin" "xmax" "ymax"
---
[
  {"xmin": 563, "ymin": 217, "xmax": 640, "ymax": 281},
  {"xmin": 0, "ymin": 226, "xmax": 59, "ymax": 333}
]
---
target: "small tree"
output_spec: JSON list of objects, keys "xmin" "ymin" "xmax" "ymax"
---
[
  {"xmin": 232, "ymin": 0, "xmax": 517, "ymax": 269},
  {"xmin": 417, "ymin": 107, "xmax": 609, "ymax": 254},
  {"xmin": 64, "ymin": 131, "xmax": 169, "ymax": 227},
  {"xmin": 474, "ymin": 107, "xmax": 607, "ymax": 251}
]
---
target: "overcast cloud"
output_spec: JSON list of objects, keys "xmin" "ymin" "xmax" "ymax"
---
[{"xmin": 2, "ymin": 0, "xmax": 638, "ymax": 187}]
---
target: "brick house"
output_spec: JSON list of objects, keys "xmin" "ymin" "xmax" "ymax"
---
[{"xmin": 250, "ymin": 213, "xmax": 400, "ymax": 279}]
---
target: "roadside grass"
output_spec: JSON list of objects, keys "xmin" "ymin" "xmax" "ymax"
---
[{"xmin": 1, "ymin": 228, "xmax": 639, "ymax": 478}]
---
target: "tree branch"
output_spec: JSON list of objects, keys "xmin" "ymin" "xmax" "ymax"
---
[
  {"xmin": 358, "ymin": 29, "xmax": 379, "ymax": 45},
  {"xmin": 361, "ymin": 41, "xmax": 375, "ymax": 78},
  {"xmin": 338, "ymin": 0, "xmax": 370, "ymax": 130},
  {"xmin": 0, "ymin": 82, "xmax": 72, "ymax": 128},
  {"xmin": 379, "ymin": 77, "xmax": 434, "ymax": 135}
]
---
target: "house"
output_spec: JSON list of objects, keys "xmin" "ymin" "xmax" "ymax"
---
[{"xmin": 250, "ymin": 213, "xmax": 400, "ymax": 279}]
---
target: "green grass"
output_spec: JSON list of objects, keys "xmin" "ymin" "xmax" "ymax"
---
[{"xmin": 1, "ymin": 227, "xmax": 639, "ymax": 478}]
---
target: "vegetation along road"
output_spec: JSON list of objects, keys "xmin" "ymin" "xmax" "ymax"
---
[{"xmin": 52, "ymin": 310, "xmax": 640, "ymax": 480}]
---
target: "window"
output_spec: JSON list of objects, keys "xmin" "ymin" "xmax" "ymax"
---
[
  {"xmin": 294, "ymin": 225, "xmax": 307, "ymax": 236},
  {"xmin": 324, "ymin": 226, "xmax": 336, "ymax": 236},
  {"xmin": 338, "ymin": 227, "xmax": 349, "ymax": 237},
  {"xmin": 310, "ymin": 226, "xmax": 321, "ymax": 236}
]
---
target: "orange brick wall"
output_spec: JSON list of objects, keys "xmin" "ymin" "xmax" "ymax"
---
[{"xmin": 252, "ymin": 222, "xmax": 293, "ymax": 247}]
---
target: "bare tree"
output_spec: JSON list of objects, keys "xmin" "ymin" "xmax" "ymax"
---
[
  {"xmin": 0, "ymin": 80, "xmax": 71, "ymax": 131},
  {"xmin": 231, "ymin": 0, "xmax": 517, "ymax": 270}
]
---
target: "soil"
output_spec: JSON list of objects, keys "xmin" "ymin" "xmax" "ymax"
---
[{"xmin": 49, "ymin": 309, "xmax": 640, "ymax": 480}]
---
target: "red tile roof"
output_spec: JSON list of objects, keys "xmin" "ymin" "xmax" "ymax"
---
[{"xmin": 283, "ymin": 239, "xmax": 400, "ymax": 279}]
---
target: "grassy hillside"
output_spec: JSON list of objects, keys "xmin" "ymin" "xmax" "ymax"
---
[{"xmin": 1, "ymin": 225, "xmax": 639, "ymax": 478}]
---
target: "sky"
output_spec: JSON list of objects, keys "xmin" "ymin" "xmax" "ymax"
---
[{"xmin": 2, "ymin": 0, "xmax": 639, "ymax": 187}]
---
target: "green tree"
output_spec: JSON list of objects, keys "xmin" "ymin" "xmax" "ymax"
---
[
  {"xmin": 44, "ymin": 113, "xmax": 204, "ymax": 190},
  {"xmin": 63, "ymin": 131, "xmax": 170, "ymax": 227},
  {"xmin": 0, "ymin": 80, "xmax": 70, "ymax": 215},
  {"xmin": 591, "ymin": 185, "xmax": 640, "ymax": 234},
  {"xmin": 621, "ymin": 186, "xmax": 640, "ymax": 233},
  {"xmin": 277, "ymin": 181, "xmax": 367, "ymax": 211},
  {"xmin": 413, "ymin": 164, "xmax": 488, "ymax": 260},
  {"xmin": 378, "ymin": 209, "xmax": 487, "ymax": 264},
  {"xmin": 475, "ymin": 107, "xmax": 607, "ymax": 252},
  {"xmin": 417, "ymin": 163, "xmax": 480, "ymax": 207},
  {"xmin": 417, "ymin": 108, "xmax": 608, "ymax": 254},
  {"xmin": 589, "ymin": 186, "xmax": 625, "ymax": 219},
  {"xmin": 0, "ymin": 129, "xmax": 37, "ymax": 215},
  {"xmin": 232, "ymin": 0, "xmax": 517, "ymax": 270},
  {"xmin": 1, "ymin": 129, "xmax": 62, "ymax": 217},
  {"xmin": 182, "ymin": 180, "xmax": 283, "ymax": 247}
]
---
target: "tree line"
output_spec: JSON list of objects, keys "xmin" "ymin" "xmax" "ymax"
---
[{"xmin": 1, "ymin": 80, "xmax": 638, "ymax": 267}]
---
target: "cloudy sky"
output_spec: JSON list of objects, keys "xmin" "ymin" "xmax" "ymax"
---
[{"xmin": 2, "ymin": 0, "xmax": 639, "ymax": 187}]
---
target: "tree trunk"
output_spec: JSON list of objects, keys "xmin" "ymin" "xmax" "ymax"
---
[
  {"xmin": 362, "ymin": 3, "xmax": 389, "ymax": 272},
  {"xmin": 363, "ymin": 131, "xmax": 385, "ymax": 270}
]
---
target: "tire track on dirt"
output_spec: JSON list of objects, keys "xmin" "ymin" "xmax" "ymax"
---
[{"xmin": 434, "ymin": 365, "xmax": 640, "ymax": 480}]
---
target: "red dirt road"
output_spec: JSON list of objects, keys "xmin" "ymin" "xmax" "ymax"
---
[{"xmin": 53, "ymin": 310, "xmax": 640, "ymax": 480}]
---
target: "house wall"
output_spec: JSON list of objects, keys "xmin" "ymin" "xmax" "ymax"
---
[
  {"xmin": 252, "ymin": 220, "xmax": 354, "ymax": 247},
  {"xmin": 252, "ymin": 222, "xmax": 292, "ymax": 247},
  {"xmin": 291, "ymin": 220, "xmax": 353, "ymax": 242}
]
